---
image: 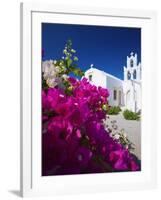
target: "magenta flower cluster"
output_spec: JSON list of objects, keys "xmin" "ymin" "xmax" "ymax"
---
[{"xmin": 42, "ymin": 78, "xmax": 140, "ymax": 175}]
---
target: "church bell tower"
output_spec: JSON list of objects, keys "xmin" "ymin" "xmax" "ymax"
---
[{"xmin": 124, "ymin": 52, "xmax": 141, "ymax": 82}]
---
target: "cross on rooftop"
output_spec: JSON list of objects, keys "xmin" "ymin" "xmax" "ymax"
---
[
  {"xmin": 130, "ymin": 52, "xmax": 134, "ymax": 56},
  {"xmin": 90, "ymin": 64, "xmax": 94, "ymax": 68}
]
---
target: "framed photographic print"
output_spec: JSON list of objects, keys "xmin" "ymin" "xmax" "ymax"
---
[{"xmin": 20, "ymin": 2, "xmax": 157, "ymax": 197}]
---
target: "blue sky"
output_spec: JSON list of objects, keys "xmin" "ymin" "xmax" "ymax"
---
[{"xmin": 42, "ymin": 23, "xmax": 141, "ymax": 80}]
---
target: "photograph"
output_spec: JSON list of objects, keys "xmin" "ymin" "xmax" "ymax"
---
[{"xmin": 41, "ymin": 23, "xmax": 141, "ymax": 176}]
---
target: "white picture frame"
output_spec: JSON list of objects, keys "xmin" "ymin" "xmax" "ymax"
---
[{"xmin": 20, "ymin": 2, "xmax": 157, "ymax": 197}]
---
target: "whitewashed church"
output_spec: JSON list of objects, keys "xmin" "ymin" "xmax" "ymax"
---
[{"xmin": 85, "ymin": 52, "xmax": 141, "ymax": 112}]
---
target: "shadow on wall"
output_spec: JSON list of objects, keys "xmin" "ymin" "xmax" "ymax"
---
[{"xmin": 8, "ymin": 190, "xmax": 21, "ymax": 197}]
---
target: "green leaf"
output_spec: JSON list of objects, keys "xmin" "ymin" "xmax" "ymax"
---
[
  {"xmin": 67, "ymin": 59, "xmax": 72, "ymax": 67},
  {"xmin": 74, "ymin": 56, "xmax": 78, "ymax": 61}
]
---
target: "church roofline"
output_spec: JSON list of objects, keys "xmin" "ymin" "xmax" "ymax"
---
[
  {"xmin": 104, "ymin": 71, "xmax": 123, "ymax": 82},
  {"xmin": 86, "ymin": 67, "xmax": 123, "ymax": 82}
]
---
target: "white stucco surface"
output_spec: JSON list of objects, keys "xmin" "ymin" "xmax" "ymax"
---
[
  {"xmin": 106, "ymin": 113, "xmax": 141, "ymax": 159},
  {"xmin": 85, "ymin": 52, "xmax": 141, "ymax": 112}
]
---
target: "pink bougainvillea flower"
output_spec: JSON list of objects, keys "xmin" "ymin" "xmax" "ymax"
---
[{"xmin": 42, "ymin": 77, "xmax": 140, "ymax": 175}]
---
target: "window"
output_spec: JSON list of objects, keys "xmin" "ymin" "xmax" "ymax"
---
[
  {"xmin": 130, "ymin": 59, "xmax": 134, "ymax": 67},
  {"xmin": 89, "ymin": 74, "xmax": 92, "ymax": 81},
  {"xmin": 118, "ymin": 90, "xmax": 121, "ymax": 105},
  {"xmin": 133, "ymin": 70, "xmax": 137, "ymax": 79},
  {"xmin": 113, "ymin": 90, "xmax": 117, "ymax": 100},
  {"xmin": 127, "ymin": 71, "xmax": 131, "ymax": 80}
]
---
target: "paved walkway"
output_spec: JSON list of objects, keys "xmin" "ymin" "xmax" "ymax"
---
[{"xmin": 106, "ymin": 113, "xmax": 141, "ymax": 159}]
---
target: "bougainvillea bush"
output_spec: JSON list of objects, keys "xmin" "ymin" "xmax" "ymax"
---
[{"xmin": 42, "ymin": 40, "xmax": 140, "ymax": 176}]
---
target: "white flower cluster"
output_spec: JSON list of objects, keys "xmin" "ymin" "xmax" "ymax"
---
[{"xmin": 42, "ymin": 60, "xmax": 68, "ymax": 88}]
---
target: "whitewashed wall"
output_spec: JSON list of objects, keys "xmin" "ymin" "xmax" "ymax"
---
[
  {"xmin": 85, "ymin": 68, "xmax": 124, "ymax": 107},
  {"xmin": 85, "ymin": 68, "xmax": 107, "ymax": 88},
  {"xmin": 105, "ymin": 74, "xmax": 123, "ymax": 106},
  {"xmin": 123, "ymin": 80, "xmax": 141, "ymax": 112}
]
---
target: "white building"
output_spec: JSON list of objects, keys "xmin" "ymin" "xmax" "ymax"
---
[{"xmin": 85, "ymin": 52, "xmax": 141, "ymax": 112}]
